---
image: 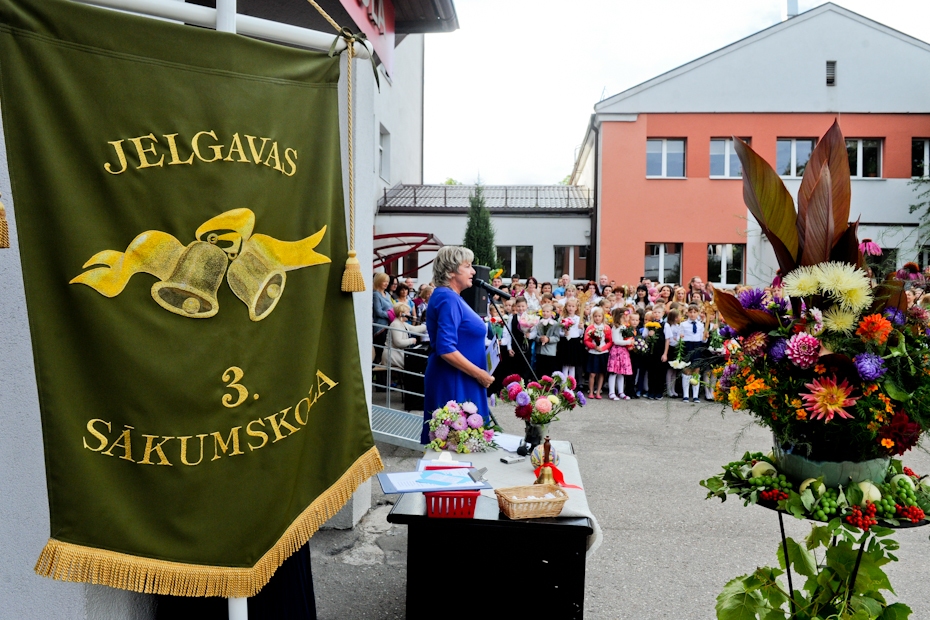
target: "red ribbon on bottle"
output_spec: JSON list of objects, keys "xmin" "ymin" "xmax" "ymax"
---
[{"xmin": 533, "ymin": 463, "xmax": 583, "ymax": 489}]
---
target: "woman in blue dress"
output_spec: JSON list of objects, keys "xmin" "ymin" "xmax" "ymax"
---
[{"xmin": 421, "ymin": 246, "xmax": 495, "ymax": 443}]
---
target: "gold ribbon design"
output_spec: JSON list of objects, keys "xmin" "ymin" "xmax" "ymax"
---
[{"xmin": 70, "ymin": 209, "xmax": 330, "ymax": 321}]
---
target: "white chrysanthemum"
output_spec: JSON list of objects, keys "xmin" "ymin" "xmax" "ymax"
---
[
  {"xmin": 815, "ymin": 262, "xmax": 870, "ymax": 296},
  {"xmin": 782, "ymin": 266, "xmax": 819, "ymax": 297},
  {"xmin": 822, "ymin": 305, "xmax": 857, "ymax": 334},
  {"xmin": 835, "ymin": 285, "xmax": 873, "ymax": 313}
]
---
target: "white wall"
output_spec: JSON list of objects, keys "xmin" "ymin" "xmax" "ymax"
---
[
  {"xmin": 374, "ymin": 212, "xmax": 591, "ymax": 284},
  {"xmin": 597, "ymin": 7, "xmax": 930, "ymax": 114},
  {"xmin": 745, "ymin": 178, "xmax": 924, "ymax": 287}
]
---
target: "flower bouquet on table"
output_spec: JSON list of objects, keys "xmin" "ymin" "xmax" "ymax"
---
[
  {"xmin": 701, "ymin": 121, "xmax": 930, "ymax": 618},
  {"xmin": 425, "ymin": 400, "xmax": 500, "ymax": 454}
]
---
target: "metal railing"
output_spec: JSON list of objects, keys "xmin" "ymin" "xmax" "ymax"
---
[{"xmin": 370, "ymin": 322, "xmax": 428, "ymax": 449}]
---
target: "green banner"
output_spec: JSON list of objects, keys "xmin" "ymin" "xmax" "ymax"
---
[{"xmin": 0, "ymin": 0, "xmax": 381, "ymax": 596}]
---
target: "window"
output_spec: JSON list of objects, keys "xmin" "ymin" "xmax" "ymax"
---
[
  {"xmin": 402, "ymin": 251, "xmax": 418, "ymax": 277},
  {"xmin": 913, "ymin": 139, "xmax": 929, "ymax": 178},
  {"xmin": 554, "ymin": 245, "xmax": 588, "ymax": 281},
  {"xmin": 378, "ymin": 124, "xmax": 390, "ymax": 182},
  {"xmin": 846, "ymin": 139, "xmax": 881, "ymax": 178},
  {"xmin": 707, "ymin": 244, "xmax": 745, "ymax": 285},
  {"xmin": 644, "ymin": 243, "xmax": 681, "ymax": 284},
  {"xmin": 776, "ymin": 139, "xmax": 815, "ymax": 177},
  {"xmin": 646, "ymin": 139, "xmax": 686, "ymax": 178},
  {"xmin": 826, "ymin": 60, "xmax": 836, "ymax": 86},
  {"xmin": 710, "ymin": 138, "xmax": 747, "ymax": 178},
  {"xmin": 497, "ymin": 246, "xmax": 533, "ymax": 278}
]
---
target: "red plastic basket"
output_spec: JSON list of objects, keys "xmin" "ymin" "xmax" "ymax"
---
[{"xmin": 424, "ymin": 490, "xmax": 480, "ymax": 518}]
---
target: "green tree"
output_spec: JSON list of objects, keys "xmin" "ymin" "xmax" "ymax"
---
[
  {"xmin": 558, "ymin": 174, "xmax": 572, "ymax": 185},
  {"xmin": 462, "ymin": 183, "xmax": 500, "ymax": 269},
  {"xmin": 909, "ymin": 176, "xmax": 930, "ymax": 245},
  {"xmin": 443, "ymin": 177, "xmax": 462, "ymax": 185}
]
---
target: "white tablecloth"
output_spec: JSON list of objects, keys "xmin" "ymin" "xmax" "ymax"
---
[{"xmin": 423, "ymin": 441, "xmax": 603, "ymax": 557}]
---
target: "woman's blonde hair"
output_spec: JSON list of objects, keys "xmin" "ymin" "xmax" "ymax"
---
[
  {"xmin": 432, "ymin": 246, "xmax": 475, "ymax": 288},
  {"xmin": 392, "ymin": 302, "xmax": 409, "ymax": 317},
  {"xmin": 373, "ymin": 272, "xmax": 390, "ymax": 289}
]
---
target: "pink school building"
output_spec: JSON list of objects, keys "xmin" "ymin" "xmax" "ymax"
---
[{"xmin": 572, "ymin": 4, "xmax": 930, "ymax": 288}]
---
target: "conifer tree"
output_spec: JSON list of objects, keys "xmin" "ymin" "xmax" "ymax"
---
[{"xmin": 462, "ymin": 183, "xmax": 500, "ymax": 269}]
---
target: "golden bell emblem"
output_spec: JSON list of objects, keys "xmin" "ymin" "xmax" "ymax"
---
[
  {"xmin": 226, "ymin": 242, "xmax": 286, "ymax": 322},
  {"xmin": 151, "ymin": 241, "xmax": 227, "ymax": 318}
]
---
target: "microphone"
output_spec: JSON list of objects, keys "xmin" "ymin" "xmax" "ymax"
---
[{"xmin": 474, "ymin": 278, "xmax": 511, "ymax": 300}]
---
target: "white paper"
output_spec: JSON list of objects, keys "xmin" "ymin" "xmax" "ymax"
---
[
  {"xmin": 486, "ymin": 336, "xmax": 501, "ymax": 374},
  {"xmin": 381, "ymin": 470, "xmax": 487, "ymax": 493},
  {"xmin": 493, "ymin": 432, "xmax": 524, "ymax": 453}
]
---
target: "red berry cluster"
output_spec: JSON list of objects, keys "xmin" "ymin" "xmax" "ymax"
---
[
  {"xmin": 846, "ymin": 503, "xmax": 878, "ymax": 531},
  {"xmin": 760, "ymin": 489, "xmax": 789, "ymax": 502},
  {"xmin": 895, "ymin": 504, "xmax": 925, "ymax": 523},
  {"xmin": 904, "ymin": 467, "xmax": 918, "ymax": 478}
]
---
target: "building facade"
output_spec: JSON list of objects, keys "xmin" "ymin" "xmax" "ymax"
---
[
  {"xmin": 572, "ymin": 3, "xmax": 930, "ymax": 288},
  {"xmin": 374, "ymin": 184, "xmax": 593, "ymax": 284}
]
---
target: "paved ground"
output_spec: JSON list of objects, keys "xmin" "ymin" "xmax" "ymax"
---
[{"xmin": 308, "ymin": 395, "xmax": 930, "ymax": 619}]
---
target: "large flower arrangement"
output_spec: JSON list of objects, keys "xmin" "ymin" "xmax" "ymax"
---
[
  {"xmin": 499, "ymin": 372, "xmax": 585, "ymax": 424},
  {"xmin": 710, "ymin": 122, "xmax": 930, "ymax": 463},
  {"xmin": 425, "ymin": 400, "xmax": 499, "ymax": 453}
]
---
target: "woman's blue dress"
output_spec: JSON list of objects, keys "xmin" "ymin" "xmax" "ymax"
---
[{"xmin": 421, "ymin": 286, "xmax": 491, "ymax": 443}]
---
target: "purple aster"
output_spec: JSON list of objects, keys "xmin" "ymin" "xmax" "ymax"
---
[
  {"xmin": 576, "ymin": 391, "xmax": 587, "ymax": 406},
  {"xmin": 768, "ymin": 338, "xmax": 788, "ymax": 362},
  {"xmin": 451, "ymin": 416, "xmax": 468, "ymax": 431},
  {"xmin": 884, "ymin": 307, "xmax": 906, "ymax": 326},
  {"xmin": 719, "ymin": 324, "xmax": 738, "ymax": 339},
  {"xmin": 433, "ymin": 425, "xmax": 449, "ymax": 440},
  {"xmin": 767, "ymin": 297, "xmax": 790, "ymax": 318},
  {"xmin": 854, "ymin": 352, "xmax": 887, "ymax": 381},
  {"xmin": 515, "ymin": 391, "xmax": 531, "ymax": 407},
  {"xmin": 738, "ymin": 288, "xmax": 767, "ymax": 311},
  {"xmin": 466, "ymin": 413, "xmax": 484, "ymax": 429},
  {"xmin": 718, "ymin": 363, "xmax": 739, "ymax": 389}
]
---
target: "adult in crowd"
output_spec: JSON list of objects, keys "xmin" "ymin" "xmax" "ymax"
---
[
  {"xmin": 372, "ymin": 272, "xmax": 393, "ymax": 360},
  {"xmin": 596, "ymin": 274, "xmax": 610, "ymax": 295},
  {"xmin": 688, "ymin": 276, "xmax": 713, "ymax": 302},
  {"xmin": 382, "ymin": 302, "xmax": 427, "ymax": 370},
  {"xmin": 523, "ymin": 276, "xmax": 541, "ymax": 311},
  {"xmin": 395, "ymin": 283, "xmax": 416, "ymax": 322},
  {"xmin": 633, "ymin": 284, "xmax": 649, "ymax": 309},
  {"xmin": 413, "ymin": 284, "xmax": 432, "ymax": 323},
  {"xmin": 553, "ymin": 274, "xmax": 570, "ymax": 297},
  {"xmin": 421, "ymin": 246, "xmax": 494, "ymax": 443}
]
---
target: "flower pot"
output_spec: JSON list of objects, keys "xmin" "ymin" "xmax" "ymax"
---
[
  {"xmin": 773, "ymin": 442, "xmax": 889, "ymax": 488},
  {"xmin": 524, "ymin": 422, "xmax": 549, "ymax": 450}
]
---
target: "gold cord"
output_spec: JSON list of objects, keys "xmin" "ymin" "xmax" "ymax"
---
[{"xmin": 304, "ymin": 0, "xmax": 366, "ymax": 292}]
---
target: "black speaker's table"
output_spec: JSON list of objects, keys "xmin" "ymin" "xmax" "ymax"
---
[{"xmin": 387, "ymin": 488, "xmax": 593, "ymax": 618}]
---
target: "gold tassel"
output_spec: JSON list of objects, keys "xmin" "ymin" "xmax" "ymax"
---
[
  {"xmin": 0, "ymin": 195, "xmax": 9, "ymax": 249},
  {"xmin": 35, "ymin": 446, "xmax": 384, "ymax": 597},
  {"xmin": 341, "ymin": 250, "xmax": 365, "ymax": 292}
]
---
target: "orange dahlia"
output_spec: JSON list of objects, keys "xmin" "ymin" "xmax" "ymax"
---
[
  {"xmin": 801, "ymin": 376, "xmax": 859, "ymax": 422},
  {"xmin": 856, "ymin": 314, "xmax": 892, "ymax": 345}
]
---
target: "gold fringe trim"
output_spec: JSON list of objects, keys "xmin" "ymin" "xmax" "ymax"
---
[
  {"xmin": 340, "ymin": 250, "xmax": 365, "ymax": 292},
  {"xmin": 0, "ymin": 197, "xmax": 9, "ymax": 249},
  {"xmin": 35, "ymin": 445, "xmax": 384, "ymax": 597}
]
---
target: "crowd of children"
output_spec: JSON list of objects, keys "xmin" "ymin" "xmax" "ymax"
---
[{"xmin": 486, "ymin": 273, "xmax": 722, "ymax": 403}]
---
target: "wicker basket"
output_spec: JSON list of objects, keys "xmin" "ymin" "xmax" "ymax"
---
[{"xmin": 494, "ymin": 484, "xmax": 568, "ymax": 520}]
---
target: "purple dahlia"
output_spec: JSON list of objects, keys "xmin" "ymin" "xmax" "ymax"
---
[
  {"xmin": 884, "ymin": 307, "xmax": 906, "ymax": 326},
  {"xmin": 768, "ymin": 338, "xmax": 788, "ymax": 363},
  {"xmin": 854, "ymin": 352, "xmax": 887, "ymax": 381},
  {"xmin": 738, "ymin": 288, "xmax": 767, "ymax": 311}
]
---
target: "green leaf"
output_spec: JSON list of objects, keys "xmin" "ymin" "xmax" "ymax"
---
[
  {"xmin": 711, "ymin": 285, "xmax": 780, "ymax": 336},
  {"xmin": 733, "ymin": 137, "xmax": 799, "ymax": 271},
  {"xmin": 807, "ymin": 524, "xmax": 833, "ymax": 550},
  {"xmin": 798, "ymin": 164, "xmax": 835, "ymax": 267},
  {"xmin": 777, "ymin": 537, "xmax": 817, "ymax": 578},
  {"xmin": 890, "ymin": 460, "xmax": 903, "ymax": 475},
  {"xmin": 717, "ymin": 575, "xmax": 769, "ymax": 620},
  {"xmin": 784, "ymin": 493, "xmax": 806, "ymax": 519},
  {"xmin": 883, "ymin": 381, "xmax": 911, "ymax": 403},
  {"xmin": 799, "ymin": 488, "xmax": 815, "ymax": 512},
  {"xmin": 850, "ymin": 595, "xmax": 884, "ymax": 618},
  {"xmin": 797, "ymin": 119, "xmax": 851, "ymax": 249},
  {"xmin": 880, "ymin": 602, "xmax": 913, "ymax": 619},
  {"xmin": 846, "ymin": 484, "xmax": 864, "ymax": 510}
]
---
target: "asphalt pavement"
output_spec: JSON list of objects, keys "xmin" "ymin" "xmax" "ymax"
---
[{"xmin": 307, "ymin": 394, "xmax": 930, "ymax": 619}]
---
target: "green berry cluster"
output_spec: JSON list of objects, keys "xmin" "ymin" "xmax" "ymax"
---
[{"xmin": 749, "ymin": 473, "xmax": 792, "ymax": 492}]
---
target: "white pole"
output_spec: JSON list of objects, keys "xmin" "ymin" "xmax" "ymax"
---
[
  {"xmin": 228, "ymin": 597, "xmax": 249, "ymax": 620},
  {"xmin": 72, "ymin": 0, "xmax": 372, "ymax": 57}
]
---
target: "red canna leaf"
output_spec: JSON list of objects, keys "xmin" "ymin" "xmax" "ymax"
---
[
  {"xmin": 710, "ymin": 285, "xmax": 780, "ymax": 336},
  {"xmin": 799, "ymin": 165, "xmax": 834, "ymax": 266},
  {"xmin": 871, "ymin": 273, "xmax": 907, "ymax": 314},
  {"xmin": 798, "ymin": 120, "xmax": 851, "ymax": 248},
  {"xmin": 829, "ymin": 219, "xmax": 862, "ymax": 267},
  {"xmin": 733, "ymin": 137, "xmax": 798, "ymax": 273}
]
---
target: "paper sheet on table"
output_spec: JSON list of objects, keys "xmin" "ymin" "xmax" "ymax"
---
[
  {"xmin": 377, "ymin": 470, "xmax": 491, "ymax": 494},
  {"xmin": 493, "ymin": 433, "xmax": 524, "ymax": 453}
]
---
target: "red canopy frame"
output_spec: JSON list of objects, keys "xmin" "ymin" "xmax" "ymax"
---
[{"xmin": 373, "ymin": 232, "xmax": 443, "ymax": 277}]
